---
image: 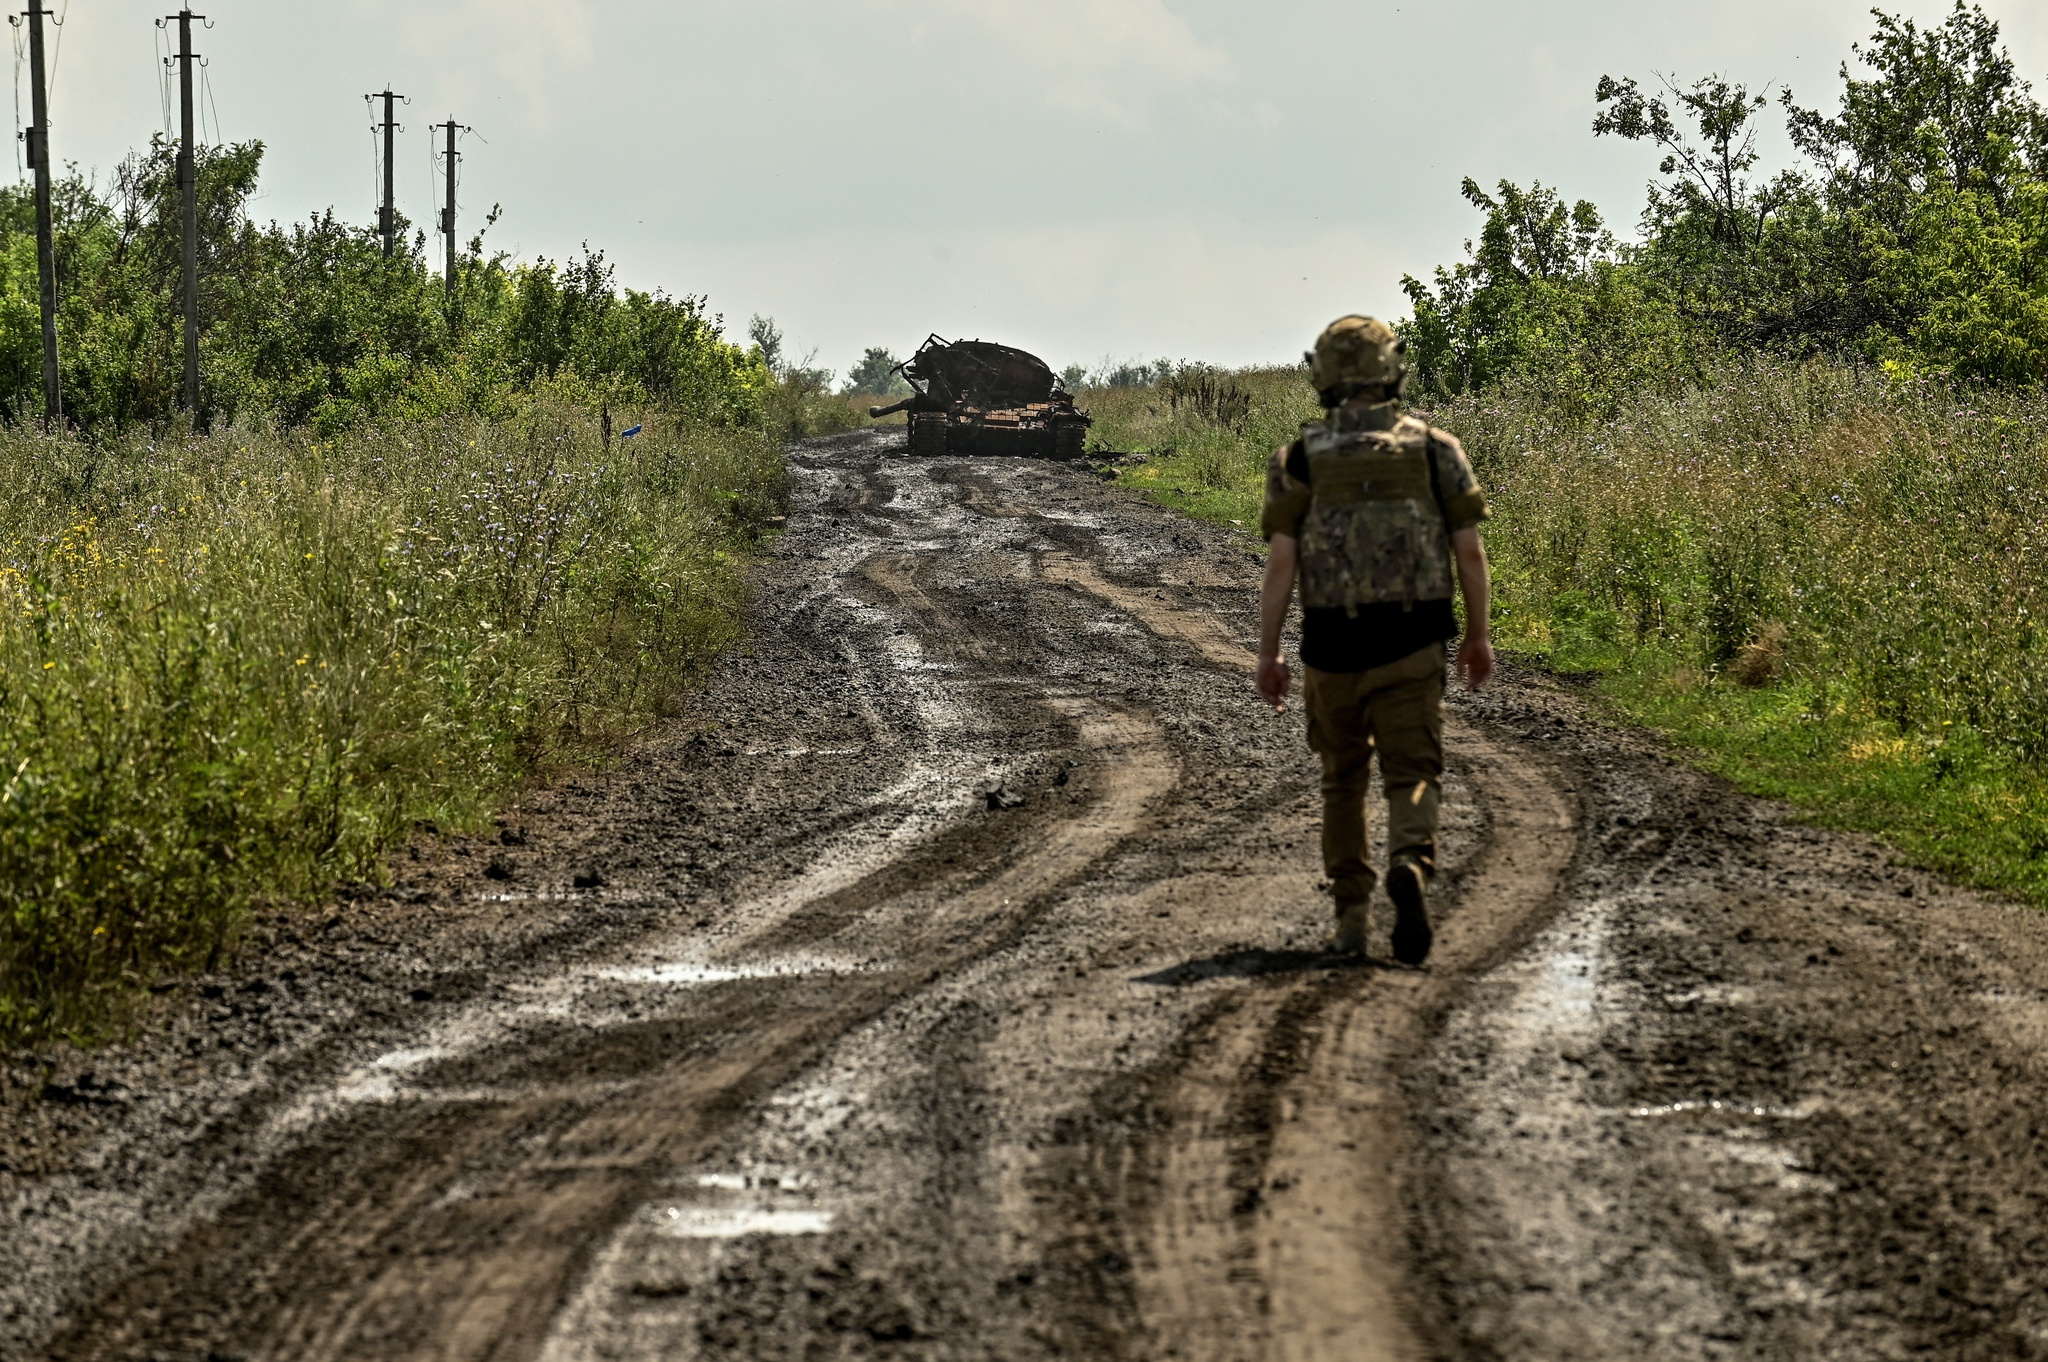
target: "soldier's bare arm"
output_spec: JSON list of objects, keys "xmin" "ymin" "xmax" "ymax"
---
[
  {"xmin": 1257, "ymin": 534, "xmax": 1297, "ymax": 713},
  {"xmin": 1451, "ymin": 526, "xmax": 1494, "ymax": 690}
]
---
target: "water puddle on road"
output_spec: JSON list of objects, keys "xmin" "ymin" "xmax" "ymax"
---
[
  {"xmin": 1627, "ymin": 1099, "xmax": 1812, "ymax": 1120},
  {"xmin": 653, "ymin": 1206, "xmax": 836, "ymax": 1239},
  {"xmin": 591, "ymin": 957, "xmax": 879, "ymax": 986},
  {"xmin": 1435, "ymin": 867, "xmax": 1844, "ymax": 1347}
]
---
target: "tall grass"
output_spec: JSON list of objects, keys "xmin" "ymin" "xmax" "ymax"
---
[
  {"xmin": 1081, "ymin": 364, "xmax": 1320, "ymax": 525},
  {"xmin": 0, "ymin": 400, "xmax": 783, "ymax": 1041},
  {"xmin": 1448, "ymin": 360, "xmax": 2048, "ymax": 901},
  {"xmin": 1100, "ymin": 357, "xmax": 2048, "ymax": 905}
]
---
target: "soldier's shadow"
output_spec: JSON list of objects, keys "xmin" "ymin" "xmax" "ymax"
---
[{"xmin": 1133, "ymin": 947, "xmax": 1399, "ymax": 986}]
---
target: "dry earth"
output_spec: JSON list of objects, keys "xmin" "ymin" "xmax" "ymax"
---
[{"xmin": 4, "ymin": 428, "xmax": 2048, "ymax": 1361}]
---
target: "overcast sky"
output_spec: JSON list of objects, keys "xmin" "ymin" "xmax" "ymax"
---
[{"xmin": 27, "ymin": 0, "xmax": 2048, "ymax": 376}]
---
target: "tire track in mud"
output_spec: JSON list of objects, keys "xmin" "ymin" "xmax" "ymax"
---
[
  {"xmin": 896, "ymin": 460, "xmax": 1583, "ymax": 1361},
  {"xmin": 1024, "ymin": 718, "xmax": 1576, "ymax": 1362},
  {"xmin": 18, "ymin": 430, "xmax": 2048, "ymax": 1362},
  {"xmin": 25, "ymin": 439, "xmax": 1200, "ymax": 1362}
]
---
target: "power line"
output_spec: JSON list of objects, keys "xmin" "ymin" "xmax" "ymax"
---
[{"xmin": 42, "ymin": 0, "xmax": 59, "ymax": 104}]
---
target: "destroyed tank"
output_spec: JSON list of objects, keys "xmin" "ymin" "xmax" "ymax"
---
[{"xmin": 868, "ymin": 335, "xmax": 1090, "ymax": 459}]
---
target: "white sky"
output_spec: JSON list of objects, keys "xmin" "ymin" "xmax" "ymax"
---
[{"xmin": 24, "ymin": 0, "xmax": 2048, "ymax": 377}]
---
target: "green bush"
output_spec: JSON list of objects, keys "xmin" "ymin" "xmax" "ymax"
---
[
  {"xmin": 0, "ymin": 138, "xmax": 770, "ymax": 436},
  {"xmin": 1443, "ymin": 359, "xmax": 2048, "ymax": 900},
  {"xmin": 1404, "ymin": 6, "xmax": 2048, "ymax": 407},
  {"xmin": 0, "ymin": 405, "xmax": 783, "ymax": 1041}
]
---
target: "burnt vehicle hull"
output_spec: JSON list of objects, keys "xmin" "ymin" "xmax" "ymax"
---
[{"xmin": 873, "ymin": 336, "xmax": 1090, "ymax": 458}]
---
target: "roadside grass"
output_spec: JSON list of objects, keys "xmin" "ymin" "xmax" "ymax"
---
[
  {"xmin": 0, "ymin": 401, "xmax": 784, "ymax": 1043},
  {"xmin": 1081, "ymin": 365, "xmax": 1320, "ymax": 530},
  {"xmin": 763, "ymin": 373, "xmax": 874, "ymax": 438},
  {"xmin": 1096, "ymin": 356, "xmax": 2048, "ymax": 910}
]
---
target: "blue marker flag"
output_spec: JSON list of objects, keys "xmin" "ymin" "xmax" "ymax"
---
[{"xmin": 620, "ymin": 424, "xmax": 644, "ymax": 439}]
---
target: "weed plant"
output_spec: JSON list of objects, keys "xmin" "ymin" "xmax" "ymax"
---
[
  {"xmin": 1100, "ymin": 356, "xmax": 2048, "ymax": 907},
  {"xmin": 761, "ymin": 370, "xmax": 876, "ymax": 439},
  {"xmin": 1082, "ymin": 364, "xmax": 1320, "ymax": 527},
  {"xmin": 1450, "ymin": 359, "xmax": 2048, "ymax": 901},
  {"xmin": 0, "ymin": 400, "xmax": 782, "ymax": 1042}
]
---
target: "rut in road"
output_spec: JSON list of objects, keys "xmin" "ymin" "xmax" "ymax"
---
[{"xmin": 8, "ymin": 428, "xmax": 2048, "ymax": 1362}]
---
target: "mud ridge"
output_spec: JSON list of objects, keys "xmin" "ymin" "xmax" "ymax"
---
[{"xmin": 5, "ymin": 429, "xmax": 2048, "ymax": 1361}]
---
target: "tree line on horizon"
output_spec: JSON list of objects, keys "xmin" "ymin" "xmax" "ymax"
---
[
  {"xmin": 1402, "ymin": 2, "xmax": 2048, "ymax": 407},
  {"xmin": 0, "ymin": 138, "xmax": 769, "ymax": 434}
]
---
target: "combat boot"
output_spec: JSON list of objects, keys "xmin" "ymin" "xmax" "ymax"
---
[
  {"xmin": 1387, "ymin": 860, "xmax": 1433, "ymax": 966},
  {"xmin": 1328, "ymin": 899, "xmax": 1368, "ymax": 956}
]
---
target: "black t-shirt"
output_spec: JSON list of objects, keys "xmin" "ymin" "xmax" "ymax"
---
[{"xmin": 1300, "ymin": 600, "xmax": 1457, "ymax": 673}]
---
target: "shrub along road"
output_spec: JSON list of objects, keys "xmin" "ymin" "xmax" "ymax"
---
[{"xmin": 3, "ymin": 429, "xmax": 2047, "ymax": 1360}]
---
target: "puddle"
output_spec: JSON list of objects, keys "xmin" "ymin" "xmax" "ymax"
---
[
  {"xmin": 329, "ymin": 1046, "xmax": 447, "ymax": 1102},
  {"xmin": 370, "ymin": 1047, "xmax": 444, "ymax": 1072},
  {"xmin": 1664, "ymin": 984, "xmax": 1757, "ymax": 1006},
  {"xmin": 693, "ymin": 1170, "xmax": 813, "ymax": 1192},
  {"xmin": 592, "ymin": 957, "xmax": 877, "ymax": 985},
  {"xmin": 471, "ymin": 889, "xmax": 660, "ymax": 904},
  {"xmin": 1627, "ymin": 1099, "xmax": 1810, "ymax": 1120},
  {"xmin": 653, "ymin": 1206, "xmax": 836, "ymax": 1239}
]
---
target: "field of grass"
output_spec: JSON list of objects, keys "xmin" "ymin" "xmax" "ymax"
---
[
  {"xmin": 1080, "ymin": 365, "xmax": 1320, "ymax": 528},
  {"xmin": 1088, "ymin": 360, "xmax": 2048, "ymax": 910},
  {"xmin": 0, "ymin": 401, "xmax": 784, "ymax": 1042}
]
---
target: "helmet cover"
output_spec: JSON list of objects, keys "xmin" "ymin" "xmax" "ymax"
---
[{"xmin": 1306, "ymin": 315, "xmax": 1407, "ymax": 404}]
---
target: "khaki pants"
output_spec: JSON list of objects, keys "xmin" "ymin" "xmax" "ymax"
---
[{"xmin": 1303, "ymin": 643, "xmax": 1445, "ymax": 904}]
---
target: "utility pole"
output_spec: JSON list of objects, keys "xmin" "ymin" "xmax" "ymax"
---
[
  {"xmin": 171, "ymin": 9, "xmax": 202, "ymax": 417},
  {"xmin": 436, "ymin": 119, "xmax": 465, "ymax": 301},
  {"xmin": 371, "ymin": 88, "xmax": 405, "ymax": 259},
  {"xmin": 16, "ymin": 1, "xmax": 60, "ymax": 423}
]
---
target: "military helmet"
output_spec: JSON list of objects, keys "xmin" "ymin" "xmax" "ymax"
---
[{"xmin": 1306, "ymin": 315, "xmax": 1407, "ymax": 405}]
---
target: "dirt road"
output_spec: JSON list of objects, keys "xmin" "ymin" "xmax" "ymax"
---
[{"xmin": 6, "ymin": 428, "xmax": 2048, "ymax": 1361}]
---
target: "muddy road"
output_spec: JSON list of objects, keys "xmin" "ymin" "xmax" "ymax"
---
[{"xmin": 6, "ymin": 428, "xmax": 2048, "ymax": 1360}]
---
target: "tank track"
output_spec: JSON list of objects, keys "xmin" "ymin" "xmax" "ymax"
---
[
  {"xmin": 907, "ymin": 411, "xmax": 949, "ymax": 457},
  {"xmin": 1052, "ymin": 418, "xmax": 1088, "ymax": 461}
]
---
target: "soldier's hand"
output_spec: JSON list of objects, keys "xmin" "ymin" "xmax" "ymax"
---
[
  {"xmin": 1456, "ymin": 635, "xmax": 1495, "ymax": 691},
  {"xmin": 1256, "ymin": 656, "xmax": 1292, "ymax": 713}
]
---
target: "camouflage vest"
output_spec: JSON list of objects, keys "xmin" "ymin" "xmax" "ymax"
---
[{"xmin": 1295, "ymin": 413, "xmax": 1455, "ymax": 611}]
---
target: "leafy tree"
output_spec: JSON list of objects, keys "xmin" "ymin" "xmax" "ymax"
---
[
  {"xmin": 1411, "ymin": 3, "xmax": 2048, "ymax": 396},
  {"xmin": 1093, "ymin": 358, "xmax": 1171, "ymax": 388},
  {"xmin": 747, "ymin": 314, "xmax": 784, "ymax": 376},
  {"xmin": 0, "ymin": 138, "xmax": 767, "ymax": 432},
  {"xmin": 1594, "ymin": 73, "xmax": 1800, "ymax": 248},
  {"xmin": 1783, "ymin": 2, "xmax": 2047, "ymax": 211},
  {"xmin": 843, "ymin": 346, "xmax": 910, "ymax": 396},
  {"xmin": 1402, "ymin": 179, "xmax": 1699, "ymax": 406}
]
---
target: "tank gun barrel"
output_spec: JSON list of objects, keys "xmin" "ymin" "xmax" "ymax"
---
[{"xmin": 868, "ymin": 396, "xmax": 917, "ymax": 418}]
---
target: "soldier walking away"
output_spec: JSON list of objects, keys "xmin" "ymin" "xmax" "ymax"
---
[{"xmin": 1254, "ymin": 316, "xmax": 1494, "ymax": 964}]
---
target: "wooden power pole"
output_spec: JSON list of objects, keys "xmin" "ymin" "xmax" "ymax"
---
[
  {"xmin": 371, "ymin": 88, "xmax": 405, "ymax": 259},
  {"xmin": 170, "ymin": 9, "xmax": 203, "ymax": 416},
  {"xmin": 435, "ymin": 119, "xmax": 468, "ymax": 302},
  {"xmin": 16, "ymin": 0, "xmax": 60, "ymax": 423}
]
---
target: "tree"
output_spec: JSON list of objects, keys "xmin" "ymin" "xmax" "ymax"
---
[
  {"xmin": 1783, "ymin": 2, "xmax": 2047, "ymax": 212},
  {"xmin": 747, "ymin": 314, "xmax": 784, "ymax": 376},
  {"xmin": 1594, "ymin": 73, "xmax": 1799, "ymax": 247},
  {"xmin": 843, "ymin": 346, "xmax": 910, "ymax": 396}
]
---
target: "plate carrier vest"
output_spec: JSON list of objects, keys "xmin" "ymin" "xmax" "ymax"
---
[{"xmin": 1295, "ymin": 413, "xmax": 1455, "ymax": 612}]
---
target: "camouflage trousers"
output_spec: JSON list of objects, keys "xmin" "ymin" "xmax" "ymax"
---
[{"xmin": 1303, "ymin": 643, "xmax": 1445, "ymax": 905}]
